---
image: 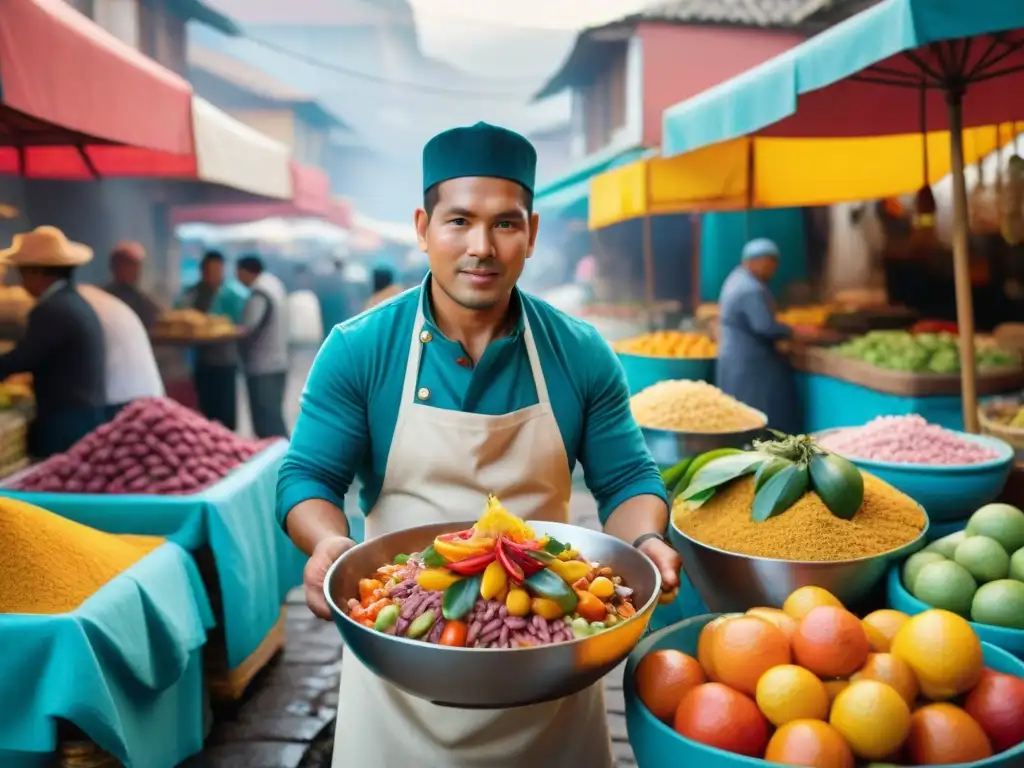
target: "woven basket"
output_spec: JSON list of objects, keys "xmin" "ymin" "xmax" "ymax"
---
[{"xmin": 979, "ymin": 398, "xmax": 1024, "ymax": 461}]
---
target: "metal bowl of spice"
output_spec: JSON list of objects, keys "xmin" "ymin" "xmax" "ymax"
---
[
  {"xmin": 670, "ymin": 472, "xmax": 930, "ymax": 612},
  {"xmin": 324, "ymin": 520, "xmax": 662, "ymax": 708}
]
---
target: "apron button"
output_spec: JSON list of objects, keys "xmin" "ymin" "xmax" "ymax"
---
[
  {"xmin": 419, "ymin": 330, "xmax": 433, "ymax": 343},
  {"xmin": 417, "ymin": 387, "xmax": 431, "ymax": 401}
]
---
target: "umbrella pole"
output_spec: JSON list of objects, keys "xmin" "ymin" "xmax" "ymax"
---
[
  {"xmin": 642, "ymin": 214, "xmax": 656, "ymax": 330},
  {"xmin": 946, "ymin": 93, "xmax": 980, "ymax": 433}
]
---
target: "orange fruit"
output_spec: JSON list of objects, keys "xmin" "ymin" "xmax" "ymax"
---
[
  {"xmin": 696, "ymin": 614, "xmax": 739, "ymax": 682},
  {"xmin": 852, "ymin": 653, "xmax": 919, "ymax": 706},
  {"xmin": 747, "ymin": 606, "xmax": 798, "ymax": 640},
  {"xmin": 905, "ymin": 703, "xmax": 993, "ymax": 764},
  {"xmin": 822, "ymin": 679, "xmax": 850, "ymax": 706},
  {"xmin": 709, "ymin": 615, "xmax": 792, "ymax": 696},
  {"xmin": 755, "ymin": 664, "xmax": 830, "ymax": 726},
  {"xmin": 890, "ymin": 609, "xmax": 983, "ymax": 701},
  {"xmin": 673, "ymin": 682, "xmax": 769, "ymax": 757},
  {"xmin": 783, "ymin": 586, "xmax": 843, "ymax": 620},
  {"xmin": 764, "ymin": 719, "xmax": 855, "ymax": 768},
  {"xmin": 793, "ymin": 606, "xmax": 870, "ymax": 678},
  {"xmin": 963, "ymin": 669, "xmax": 1024, "ymax": 753},
  {"xmin": 861, "ymin": 609, "xmax": 910, "ymax": 653},
  {"xmin": 829, "ymin": 680, "xmax": 911, "ymax": 760},
  {"xmin": 634, "ymin": 650, "xmax": 706, "ymax": 723}
]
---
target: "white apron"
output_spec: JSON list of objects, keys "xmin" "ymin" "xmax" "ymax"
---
[{"xmin": 333, "ymin": 303, "xmax": 614, "ymax": 768}]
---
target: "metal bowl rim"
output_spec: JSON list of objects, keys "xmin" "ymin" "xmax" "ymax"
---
[
  {"xmin": 323, "ymin": 519, "xmax": 663, "ymax": 654},
  {"xmin": 670, "ymin": 505, "xmax": 930, "ymax": 567},
  {"xmin": 814, "ymin": 428, "xmax": 1015, "ymax": 474},
  {"xmin": 639, "ymin": 415, "xmax": 768, "ymax": 439}
]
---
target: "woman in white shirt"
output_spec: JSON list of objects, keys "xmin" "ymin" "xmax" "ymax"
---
[{"xmin": 77, "ymin": 284, "xmax": 164, "ymax": 417}]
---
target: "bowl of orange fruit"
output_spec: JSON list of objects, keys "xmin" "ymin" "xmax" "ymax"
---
[
  {"xmin": 624, "ymin": 586, "xmax": 1024, "ymax": 767},
  {"xmin": 612, "ymin": 332, "xmax": 717, "ymax": 395}
]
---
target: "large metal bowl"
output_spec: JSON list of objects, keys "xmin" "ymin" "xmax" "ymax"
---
[
  {"xmin": 641, "ymin": 419, "xmax": 767, "ymax": 467},
  {"xmin": 324, "ymin": 520, "xmax": 661, "ymax": 709},
  {"xmin": 669, "ymin": 514, "xmax": 929, "ymax": 612}
]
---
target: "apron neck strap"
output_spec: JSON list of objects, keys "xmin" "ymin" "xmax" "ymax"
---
[{"xmin": 404, "ymin": 295, "xmax": 550, "ymax": 405}]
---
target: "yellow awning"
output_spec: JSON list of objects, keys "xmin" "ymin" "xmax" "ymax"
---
[{"xmin": 589, "ymin": 125, "xmax": 1015, "ymax": 229}]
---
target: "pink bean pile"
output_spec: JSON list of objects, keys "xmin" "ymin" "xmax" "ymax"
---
[
  {"xmin": 818, "ymin": 414, "xmax": 999, "ymax": 465},
  {"xmin": 12, "ymin": 397, "xmax": 277, "ymax": 495}
]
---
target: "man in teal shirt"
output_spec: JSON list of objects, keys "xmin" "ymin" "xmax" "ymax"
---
[{"xmin": 278, "ymin": 122, "xmax": 679, "ymax": 767}]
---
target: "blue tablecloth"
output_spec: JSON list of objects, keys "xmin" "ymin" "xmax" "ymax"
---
[
  {"xmin": 1, "ymin": 442, "xmax": 301, "ymax": 670},
  {"xmin": 0, "ymin": 542, "xmax": 213, "ymax": 768},
  {"xmin": 796, "ymin": 372, "xmax": 969, "ymax": 432}
]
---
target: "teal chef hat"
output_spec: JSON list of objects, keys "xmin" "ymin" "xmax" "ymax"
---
[{"xmin": 422, "ymin": 122, "xmax": 537, "ymax": 194}]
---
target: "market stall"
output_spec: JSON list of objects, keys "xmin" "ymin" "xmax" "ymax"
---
[
  {"xmin": 0, "ymin": 399, "xmax": 303, "ymax": 701},
  {"xmin": 0, "ymin": 497, "xmax": 214, "ymax": 766}
]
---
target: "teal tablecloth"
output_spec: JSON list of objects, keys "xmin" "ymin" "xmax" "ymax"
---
[
  {"xmin": 1, "ymin": 442, "xmax": 301, "ymax": 670},
  {"xmin": 796, "ymin": 372, "xmax": 970, "ymax": 432},
  {"xmin": 0, "ymin": 542, "xmax": 213, "ymax": 767}
]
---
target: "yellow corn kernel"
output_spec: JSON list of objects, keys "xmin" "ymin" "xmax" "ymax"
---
[
  {"xmin": 557, "ymin": 548, "xmax": 580, "ymax": 561},
  {"xmin": 549, "ymin": 558, "xmax": 591, "ymax": 584},
  {"xmin": 416, "ymin": 568, "xmax": 462, "ymax": 592},
  {"xmin": 530, "ymin": 597, "xmax": 565, "ymax": 620},
  {"xmin": 506, "ymin": 587, "xmax": 531, "ymax": 617},
  {"xmin": 480, "ymin": 560, "xmax": 508, "ymax": 600},
  {"xmin": 589, "ymin": 576, "xmax": 615, "ymax": 599}
]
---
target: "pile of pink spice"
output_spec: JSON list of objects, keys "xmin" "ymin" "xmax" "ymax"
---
[{"xmin": 818, "ymin": 414, "xmax": 999, "ymax": 465}]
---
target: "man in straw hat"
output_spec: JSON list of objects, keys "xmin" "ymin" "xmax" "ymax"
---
[{"xmin": 0, "ymin": 226, "xmax": 106, "ymax": 457}]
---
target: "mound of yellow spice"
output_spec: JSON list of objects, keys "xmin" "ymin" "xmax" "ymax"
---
[
  {"xmin": 0, "ymin": 497, "xmax": 164, "ymax": 614},
  {"xmin": 672, "ymin": 473, "xmax": 926, "ymax": 562}
]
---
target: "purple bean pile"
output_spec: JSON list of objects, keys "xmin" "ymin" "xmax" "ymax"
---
[{"xmin": 386, "ymin": 580, "xmax": 573, "ymax": 648}]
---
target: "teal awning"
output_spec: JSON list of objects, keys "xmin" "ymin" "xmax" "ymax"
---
[{"xmin": 534, "ymin": 145, "xmax": 650, "ymax": 220}]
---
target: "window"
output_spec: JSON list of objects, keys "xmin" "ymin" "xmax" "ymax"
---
[
  {"xmin": 92, "ymin": 0, "xmax": 140, "ymax": 49},
  {"xmin": 583, "ymin": 44, "xmax": 628, "ymax": 154},
  {"xmin": 67, "ymin": 0, "xmax": 95, "ymax": 16}
]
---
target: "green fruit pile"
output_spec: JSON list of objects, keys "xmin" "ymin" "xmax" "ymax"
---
[
  {"xmin": 901, "ymin": 503, "xmax": 1024, "ymax": 629},
  {"xmin": 832, "ymin": 330, "xmax": 1019, "ymax": 373}
]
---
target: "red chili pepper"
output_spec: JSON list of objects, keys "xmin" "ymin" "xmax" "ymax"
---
[
  {"xmin": 437, "ymin": 528, "xmax": 476, "ymax": 543},
  {"xmin": 495, "ymin": 538, "xmax": 524, "ymax": 583},
  {"xmin": 445, "ymin": 550, "xmax": 495, "ymax": 576}
]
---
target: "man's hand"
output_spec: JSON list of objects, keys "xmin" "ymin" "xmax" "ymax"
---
[
  {"xmin": 637, "ymin": 536, "xmax": 682, "ymax": 603},
  {"xmin": 304, "ymin": 535, "xmax": 357, "ymax": 620}
]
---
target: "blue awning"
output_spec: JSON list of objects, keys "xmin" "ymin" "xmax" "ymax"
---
[{"xmin": 534, "ymin": 145, "xmax": 651, "ymax": 220}]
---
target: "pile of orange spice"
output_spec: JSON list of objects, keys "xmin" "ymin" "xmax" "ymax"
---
[{"xmin": 673, "ymin": 473, "xmax": 926, "ymax": 561}]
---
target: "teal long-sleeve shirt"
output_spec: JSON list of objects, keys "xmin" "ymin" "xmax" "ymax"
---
[{"xmin": 276, "ymin": 276, "xmax": 666, "ymax": 528}]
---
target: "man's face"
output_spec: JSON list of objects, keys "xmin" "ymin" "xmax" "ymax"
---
[
  {"xmin": 747, "ymin": 255, "xmax": 779, "ymax": 282},
  {"xmin": 17, "ymin": 267, "xmax": 47, "ymax": 298},
  {"xmin": 113, "ymin": 255, "xmax": 141, "ymax": 285},
  {"xmin": 236, "ymin": 267, "xmax": 256, "ymax": 288},
  {"xmin": 202, "ymin": 259, "xmax": 224, "ymax": 288},
  {"xmin": 415, "ymin": 177, "xmax": 539, "ymax": 311}
]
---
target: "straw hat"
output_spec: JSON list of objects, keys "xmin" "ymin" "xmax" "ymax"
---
[{"xmin": 0, "ymin": 226, "xmax": 93, "ymax": 267}]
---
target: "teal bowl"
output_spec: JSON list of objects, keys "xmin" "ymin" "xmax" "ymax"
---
[
  {"xmin": 816, "ymin": 429, "xmax": 1014, "ymax": 521},
  {"xmin": 616, "ymin": 353, "xmax": 715, "ymax": 395},
  {"xmin": 886, "ymin": 566, "xmax": 1024, "ymax": 660},
  {"xmin": 625, "ymin": 613, "xmax": 1024, "ymax": 768}
]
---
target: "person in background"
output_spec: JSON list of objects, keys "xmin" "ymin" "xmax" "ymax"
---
[
  {"xmin": 177, "ymin": 250, "xmax": 247, "ymax": 430},
  {"xmin": 0, "ymin": 227, "xmax": 105, "ymax": 457},
  {"xmin": 288, "ymin": 265, "xmax": 324, "ymax": 347},
  {"xmin": 716, "ymin": 238, "xmax": 802, "ymax": 434},
  {"xmin": 235, "ymin": 255, "xmax": 289, "ymax": 438},
  {"xmin": 104, "ymin": 241, "xmax": 161, "ymax": 329},
  {"xmin": 363, "ymin": 264, "xmax": 403, "ymax": 310},
  {"xmin": 78, "ymin": 284, "xmax": 164, "ymax": 419}
]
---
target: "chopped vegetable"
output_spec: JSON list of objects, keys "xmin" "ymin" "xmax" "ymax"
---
[
  {"xmin": 524, "ymin": 568, "xmax": 578, "ymax": 614},
  {"xmin": 445, "ymin": 550, "xmax": 496, "ymax": 576},
  {"xmin": 442, "ymin": 575, "xmax": 483, "ymax": 621},
  {"xmin": 406, "ymin": 609, "xmax": 436, "ymax": 639},
  {"xmin": 419, "ymin": 544, "xmax": 447, "ymax": 568},
  {"xmin": 505, "ymin": 587, "xmax": 531, "ymax": 617},
  {"xmin": 374, "ymin": 604, "xmax": 399, "ymax": 632},
  {"xmin": 416, "ymin": 568, "xmax": 463, "ymax": 592},
  {"xmin": 439, "ymin": 620, "xmax": 468, "ymax": 647},
  {"xmin": 548, "ymin": 558, "xmax": 590, "ymax": 584},
  {"xmin": 480, "ymin": 560, "xmax": 509, "ymax": 600}
]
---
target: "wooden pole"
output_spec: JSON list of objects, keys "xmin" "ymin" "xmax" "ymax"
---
[
  {"xmin": 947, "ymin": 92, "xmax": 980, "ymax": 433},
  {"xmin": 690, "ymin": 213, "xmax": 702, "ymax": 316},
  {"xmin": 641, "ymin": 214, "xmax": 656, "ymax": 331}
]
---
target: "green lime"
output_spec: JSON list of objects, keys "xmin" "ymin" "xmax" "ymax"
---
[
  {"xmin": 926, "ymin": 530, "xmax": 968, "ymax": 559},
  {"xmin": 1011, "ymin": 547, "xmax": 1024, "ymax": 582},
  {"xmin": 902, "ymin": 551, "xmax": 948, "ymax": 592},
  {"xmin": 912, "ymin": 560, "xmax": 978, "ymax": 615},
  {"xmin": 971, "ymin": 579, "xmax": 1024, "ymax": 629},
  {"xmin": 954, "ymin": 536, "xmax": 1011, "ymax": 583},
  {"xmin": 966, "ymin": 503, "xmax": 1024, "ymax": 553}
]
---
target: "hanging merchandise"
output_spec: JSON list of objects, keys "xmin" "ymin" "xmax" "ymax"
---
[
  {"xmin": 968, "ymin": 126, "xmax": 1001, "ymax": 235},
  {"xmin": 909, "ymin": 85, "xmax": 936, "ymax": 246},
  {"xmin": 1000, "ymin": 129, "xmax": 1024, "ymax": 245}
]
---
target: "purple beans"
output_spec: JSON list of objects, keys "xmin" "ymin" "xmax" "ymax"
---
[
  {"xmin": 400, "ymin": 591, "xmax": 425, "ymax": 619},
  {"xmin": 498, "ymin": 624, "xmax": 510, "ymax": 646},
  {"xmin": 467, "ymin": 618, "xmax": 483, "ymax": 645},
  {"xmin": 504, "ymin": 616, "xmax": 527, "ymax": 630},
  {"xmin": 427, "ymin": 619, "xmax": 445, "ymax": 644}
]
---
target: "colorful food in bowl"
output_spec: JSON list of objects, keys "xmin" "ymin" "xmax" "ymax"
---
[{"xmin": 344, "ymin": 495, "xmax": 640, "ymax": 648}]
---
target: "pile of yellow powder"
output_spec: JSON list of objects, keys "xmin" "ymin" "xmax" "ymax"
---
[
  {"xmin": 672, "ymin": 473, "xmax": 927, "ymax": 562},
  {"xmin": 0, "ymin": 497, "xmax": 164, "ymax": 614},
  {"xmin": 630, "ymin": 379, "xmax": 767, "ymax": 433}
]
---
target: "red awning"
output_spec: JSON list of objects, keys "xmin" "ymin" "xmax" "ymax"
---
[
  {"xmin": 289, "ymin": 163, "xmax": 331, "ymax": 216},
  {"xmin": 0, "ymin": 0, "xmax": 193, "ymax": 154},
  {"xmin": 170, "ymin": 196, "xmax": 353, "ymax": 229}
]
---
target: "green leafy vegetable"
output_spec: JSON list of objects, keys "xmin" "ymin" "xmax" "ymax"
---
[
  {"xmin": 420, "ymin": 544, "xmax": 447, "ymax": 568},
  {"xmin": 751, "ymin": 463, "xmax": 809, "ymax": 522},
  {"xmin": 442, "ymin": 574, "xmax": 483, "ymax": 620},
  {"xmin": 682, "ymin": 452, "xmax": 766, "ymax": 500}
]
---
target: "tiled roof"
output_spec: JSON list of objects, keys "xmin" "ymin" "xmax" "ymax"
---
[{"xmin": 635, "ymin": 0, "xmax": 838, "ymax": 28}]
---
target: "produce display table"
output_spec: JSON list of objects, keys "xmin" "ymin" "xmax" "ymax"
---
[
  {"xmin": 0, "ymin": 542, "xmax": 213, "ymax": 767},
  {"xmin": 791, "ymin": 346, "xmax": 1024, "ymax": 432},
  {"xmin": 0, "ymin": 442, "xmax": 301, "ymax": 686}
]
